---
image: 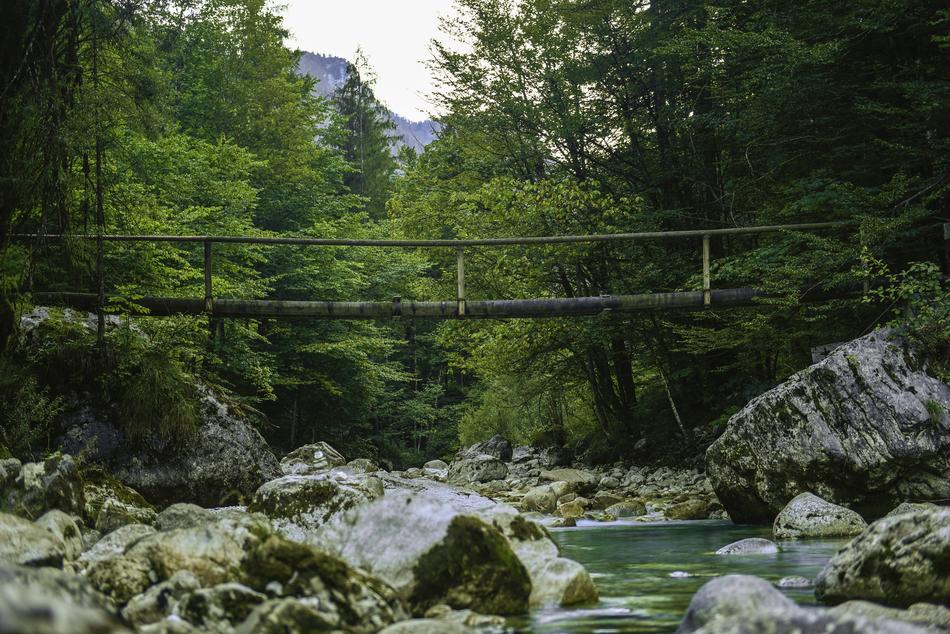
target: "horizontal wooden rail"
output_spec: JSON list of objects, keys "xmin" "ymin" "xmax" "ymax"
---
[
  {"xmin": 33, "ymin": 285, "xmax": 863, "ymax": 320},
  {"xmin": 12, "ymin": 221, "xmax": 850, "ymax": 248}
]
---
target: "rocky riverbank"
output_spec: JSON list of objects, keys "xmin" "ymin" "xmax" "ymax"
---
[
  {"xmin": 405, "ymin": 436, "xmax": 724, "ymax": 527},
  {"xmin": 0, "ymin": 442, "xmax": 598, "ymax": 633}
]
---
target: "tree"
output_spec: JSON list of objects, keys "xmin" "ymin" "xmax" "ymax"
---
[{"xmin": 332, "ymin": 52, "xmax": 399, "ymax": 218}]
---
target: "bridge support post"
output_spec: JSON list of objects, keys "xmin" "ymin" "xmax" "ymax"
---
[
  {"xmin": 702, "ymin": 234, "xmax": 711, "ymax": 307},
  {"xmin": 456, "ymin": 247, "xmax": 466, "ymax": 317},
  {"xmin": 203, "ymin": 239, "xmax": 213, "ymax": 313}
]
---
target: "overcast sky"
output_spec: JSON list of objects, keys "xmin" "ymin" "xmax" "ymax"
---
[{"xmin": 281, "ymin": 0, "xmax": 458, "ymax": 121}]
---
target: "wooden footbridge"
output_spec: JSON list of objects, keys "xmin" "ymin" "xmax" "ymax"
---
[{"xmin": 20, "ymin": 221, "xmax": 859, "ymax": 321}]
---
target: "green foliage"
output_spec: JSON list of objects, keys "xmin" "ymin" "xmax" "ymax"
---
[
  {"xmin": 924, "ymin": 399, "xmax": 946, "ymax": 424},
  {"xmin": 0, "ymin": 370, "xmax": 63, "ymax": 461},
  {"xmin": 862, "ymin": 254, "xmax": 950, "ymax": 380}
]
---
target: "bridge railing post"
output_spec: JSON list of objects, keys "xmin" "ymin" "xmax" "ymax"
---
[
  {"xmin": 702, "ymin": 234, "xmax": 711, "ymax": 307},
  {"xmin": 203, "ymin": 239, "xmax": 213, "ymax": 314},
  {"xmin": 456, "ymin": 247, "xmax": 466, "ymax": 317}
]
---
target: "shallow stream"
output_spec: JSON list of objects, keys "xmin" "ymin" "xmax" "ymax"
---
[{"xmin": 519, "ymin": 520, "xmax": 847, "ymax": 633}]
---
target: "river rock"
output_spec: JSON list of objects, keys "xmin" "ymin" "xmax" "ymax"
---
[
  {"xmin": 1, "ymin": 454, "xmax": 84, "ymax": 519},
  {"xmin": 678, "ymin": 575, "xmax": 797, "ymax": 633},
  {"xmin": 815, "ymin": 508, "xmax": 950, "ymax": 606},
  {"xmin": 78, "ymin": 523, "xmax": 156, "ymax": 568},
  {"xmin": 447, "ymin": 454, "xmax": 508, "ymax": 484},
  {"xmin": 606, "ymin": 500, "xmax": 646, "ymax": 518},
  {"xmin": 539, "ymin": 469, "xmax": 598, "ymax": 495},
  {"xmin": 706, "ymin": 330, "xmax": 950, "ymax": 523},
  {"xmin": 591, "ymin": 491, "xmax": 624, "ymax": 510},
  {"xmin": 35, "ymin": 510, "xmax": 84, "ymax": 561},
  {"xmin": 83, "ymin": 471, "xmax": 156, "ymax": 533},
  {"xmin": 121, "ymin": 571, "xmax": 201, "ymax": 628},
  {"xmin": 317, "ymin": 490, "xmax": 531, "ymax": 615},
  {"xmin": 776, "ymin": 576, "xmax": 813, "ymax": 588},
  {"xmin": 248, "ymin": 471, "xmax": 383, "ymax": 542},
  {"xmin": 830, "ymin": 601, "xmax": 950, "ymax": 630},
  {"xmin": 0, "ymin": 512, "xmax": 66, "ymax": 567},
  {"xmin": 422, "ymin": 460, "xmax": 449, "ymax": 480},
  {"xmin": 521, "ymin": 485, "xmax": 557, "ymax": 514},
  {"xmin": 478, "ymin": 505, "xmax": 597, "ymax": 607},
  {"xmin": 177, "ymin": 582, "xmax": 267, "ymax": 631},
  {"xmin": 773, "ymin": 492, "xmax": 867, "ymax": 539},
  {"xmin": 460, "ymin": 435, "xmax": 513, "ymax": 462},
  {"xmin": 678, "ymin": 574, "xmax": 929, "ymax": 634},
  {"xmin": 714, "ymin": 538, "xmax": 778, "ymax": 555},
  {"xmin": 239, "ymin": 534, "xmax": 407, "ymax": 632},
  {"xmin": 85, "ymin": 519, "xmax": 254, "ymax": 604},
  {"xmin": 378, "ymin": 619, "xmax": 469, "ymax": 634},
  {"xmin": 666, "ymin": 499, "xmax": 711, "ymax": 520},
  {"xmin": 0, "ymin": 563, "xmax": 125, "ymax": 633},
  {"xmin": 556, "ymin": 500, "xmax": 586, "ymax": 520},
  {"xmin": 346, "ymin": 458, "xmax": 381, "ymax": 473},
  {"xmin": 280, "ymin": 442, "xmax": 346, "ymax": 475},
  {"xmin": 885, "ymin": 501, "xmax": 939, "ymax": 517}
]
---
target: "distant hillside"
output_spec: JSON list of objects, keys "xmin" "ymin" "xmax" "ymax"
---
[{"xmin": 298, "ymin": 51, "xmax": 439, "ymax": 154}]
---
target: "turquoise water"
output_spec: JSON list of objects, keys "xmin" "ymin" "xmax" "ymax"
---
[{"xmin": 522, "ymin": 520, "xmax": 847, "ymax": 633}]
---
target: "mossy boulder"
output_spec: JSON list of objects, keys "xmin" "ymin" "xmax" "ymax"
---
[
  {"xmin": 84, "ymin": 519, "xmax": 260, "ymax": 605},
  {"xmin": 773, "ymin": 493, "xmax": 867, "ymax": 539},
  {"xmin": 248, "ymin": 472, "xmax": 382, "ymax": 542},
  {"xmin": 279, "ymin": 442, "xmax": 346, "ymax": 475},
  {"xmin": 318, "ymin": 491, "xmax": 531, "ymax": 615},
  {"xmin": 82, "ymin": 470, "xmax": 156, "ymax": 534},
  {"xmin": 1, "ymin": 454, "xmax": 84, "ymax": 519},
  {"xmin": 815, "ymin": 508, "xmax": 950, "ymax": 607},
  {"xmin": 706, "ymin": 330, "xmax": 950, "ymax": 523},
  {"xmin": 240, "ymin": 534, "xmax": 407, "ymax": 633}
]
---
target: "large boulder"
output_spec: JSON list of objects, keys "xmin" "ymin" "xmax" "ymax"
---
[
  {"xmin": 64, "ymin": 391, "xmax": 280, "ymax": 508},
  {"xmin": 317, "ymin": 490, "xmax": 531, "ymax": 615},
  {"xmin": 773, "ymin": 493, "xmax": 867, "ymax": 539},
  {"xmin": 678, "ymin": 574, "xmax": 929, "ymax": 634},
  {"xmin": 815, "ymin": 508, "xmax": 950, "ymax": 607},
  {"xmin": 706, "ymin": 330, "xmax": 950, "ymax": 523},
  {"xmin": 279, "ymin": 442, "xmax": 346, "ymax": 475},
  {"xmin": 446, "ymin": 454, "xmax": 508, "ymax": 484},
  {"xmin": 459, "ymin": 435, "xmax": 513, "ymax": 462},
  {"xmin": 248, "ymin": 471, "xmax": 383, "ymax": 542}
]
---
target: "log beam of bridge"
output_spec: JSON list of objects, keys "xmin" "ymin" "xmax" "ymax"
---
[{"xmin": 33, "ymin": 286, "xmax": 859, "ymax": 320}]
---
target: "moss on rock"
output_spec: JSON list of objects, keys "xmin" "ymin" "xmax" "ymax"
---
[{"xmin": 411, "ymin": 515, "xmax": 531, "ymax": 616}]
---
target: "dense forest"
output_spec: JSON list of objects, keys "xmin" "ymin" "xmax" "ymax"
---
[{"xmin": 0, "ymin": 0, "xmax": 947, "ymax": 468}]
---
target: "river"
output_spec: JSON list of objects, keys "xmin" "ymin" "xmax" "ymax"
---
[{"xmin": 519, "ymin": 519, "xmax": 847, "ymax": 633}]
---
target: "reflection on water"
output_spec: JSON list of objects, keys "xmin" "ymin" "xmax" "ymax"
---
[{"xmin": 519, "ymin": 520, "xmax": 847, "ymax": 633}]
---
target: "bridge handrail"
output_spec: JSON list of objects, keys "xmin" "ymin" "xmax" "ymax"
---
[
  {"xmin": 13, "ymin": 220, "xmax": 850, "ymax": 248},
  {"xmin": 14, "ymin": 220, "xmax": 856, "ymax": 320}
]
